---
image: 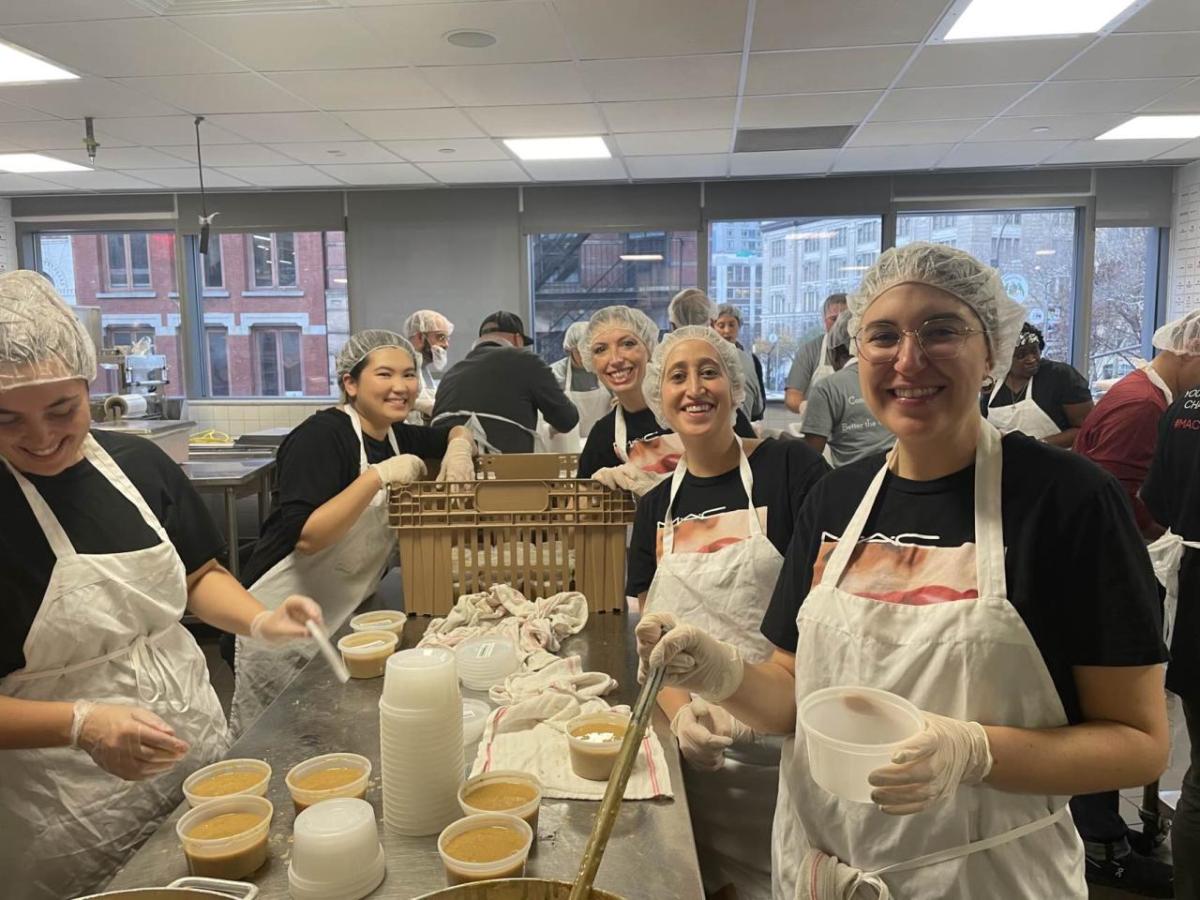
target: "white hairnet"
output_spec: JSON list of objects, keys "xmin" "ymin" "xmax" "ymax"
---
[
  {"xmin": 714, "ymin": 303, "xmax": 741, "ymax": 323},
  {"xmin": 562, "ymin": 321, "xmax": 589, "ymax": 353},
  {"xmin": 644, "ymin": 325, "xmax": 747, "ymax": 428},
  {"xmin": 403, "ymin": 309, "xmax": 454, "ymax": 338},
  {"xmin": 1153, "ymin": 310, "xmax": 1200, "ymax": 356},
  {"xmin": 582, "ymin": 305, "xmax": 661, "ymax": 373},
  {"xmin": 828, "ymin": 309, "xmax": 852, "ymax": 350},
  {"xmin": 668, "ymin": 289, "xmax": 715, "ymax": 328},
  {"xmin": 336, "ymin": 329, "xmax": 418, "ymax": 380},
  {"xmin": 849, "ymin": 242, "xmax": 1025, "ymax": 382},
  {"xmin": 0, "ymin": 270, "xmax": 96, "ymax": 392}
]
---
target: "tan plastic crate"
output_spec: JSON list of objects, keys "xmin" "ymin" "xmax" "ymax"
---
[{"xmin": 388, "ymin": 475, "xmax": 634, "ymax": 617}]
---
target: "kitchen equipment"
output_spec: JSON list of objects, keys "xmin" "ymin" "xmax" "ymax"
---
[{"xmin": 76, "ymin": 877, "xmax": 260, "ymax": 899}]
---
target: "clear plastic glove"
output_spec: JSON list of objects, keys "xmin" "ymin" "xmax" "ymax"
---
[
  {"xmin": 635, "ymin": 612, "xmax": 744, "ymax": 703},
  {"xmin": 868, "ymin": 711, "xmax": 993, "ymax": 815},
  {"xmin": 249, "ymin": 595, "xmax": 323, "ymax": 645},
  {"xmin": 371, "ymin": 454, "xmax": 426, "ymax": 488},
  {"xmin": 436, "ymin": 436, "xmax": 475, "ymax": 483},
  {"xmin": 592, "ymin": 464, "xmax": 664, "ymax": 497},
  {"xmin": 72, "ymin": 700, "xmax": 189, "ymax": 781}
]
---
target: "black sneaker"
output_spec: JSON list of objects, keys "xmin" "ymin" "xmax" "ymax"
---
[
  {"xmin": 1128, "ymin": 824, "xmax": 1172, "ymax": 863},
  {"xmin": 1085, "ymin": 846, "xmax": 1174, "ymax": 898}
]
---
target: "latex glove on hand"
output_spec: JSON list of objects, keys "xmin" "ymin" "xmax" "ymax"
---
[
  {"xmin": 670, "ymin": 697, "xmax": 756, "ymax": 771},
  {"xmin": 868, "ymin": 711, "xmax": 993, "ymax": 815},
  {"xmin": 436, "ymin": 436, "xmax": 475, "ymax": 483},
  {"xmin": 371, "ymin": 454, "xmax": 426, "ymax": 488},
  {"xmin": 250, "ymin": 595, "xmax": 323, "ymax": 645},
  {"xmin": 592, "ymin": 464, "xmax": 664, "ymax": 498},
  {"xmin": 635, "ymin": 612, "xmax": 744, "ymax": 703},
  {"xmin": 72, "ymin": 700, "xmax": 189, "ymax": 781}
]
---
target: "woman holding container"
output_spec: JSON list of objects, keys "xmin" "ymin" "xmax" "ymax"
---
[{"xmin": 636, "ymin": 243, "xmax": 1169, "ymax": 899}]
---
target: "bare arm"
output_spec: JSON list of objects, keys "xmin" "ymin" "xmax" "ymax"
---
[
  {"xmin": 186, "ymin": 560, "xmax": 267, "ymax": 634},
  {"xmin": 296, "ymin": 468, "xmax": 383, "ymax": 555},
  {"xmin": 0, "ymin": 696, "xmax": 73, "ymax": 750},
  {"xmin": 803, "ymin": 434, "xmax": 827, "ymax": 456},
  {"xmin": 1044, "ymin": 400, "xmax": 1093, "ymax": 449},
  {"xmin": 657, "ymin": 686, "xmax": 691, "ymax": 724},
  {"xmin": 784, "ymin": 388, "xmax": 805, "ymax": 413},
  {"xmin": 721, "ymin": 649, "xmax": 798, "ymax": 736}
]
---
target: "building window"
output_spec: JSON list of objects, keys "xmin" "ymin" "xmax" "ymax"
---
[
  {"xmin": 856, "ymin": 222, "xmax": 878, "ymax": 245},
  {"xmin": 802, "ymin": 261, "xmax": 820, "ymax": 282},
  {"xmin": 206, "ymin": 327, "xmax": 229, "ymax": 397},
  {"xmin": 253, "ymin": 327, "xmax": 303, "ymax": 396},
  {"xmin": 770, "ymin": 239, "xmax": 785, "ymax": 258},
  {"xmin": 202, "ymin": 240, "xmax": 223, "ymax": 289},
  {"xmin": 250, "ymin": 232, "xmax": 297, "ymax": 288},
  {"xmin": 854, "ymin": 251, "xmax": 877, "ymax": 269},
  {"xmin": 932, "ymin": 215, "xmax": 956, "ymax": 230},
  {"xmin": 990, "ymin": 236, "xmax": 1021, "ymax": 260},
  {"xmin": 105, "ymin": 325, "xmax": 155, "ymax": 349},
  {"xmin": 829, "ymin": 228, "xmax": 847, "ymax": 249},
  {"xmin": 105, "ymin": 234, "xmax": 151, "ymax": 290},
  {"xmin": 771, "ymin": 265, "xmax": 786, "ymax": 285},
  {"xmin": 803, "ymin": 237, "xmax": 820, "ymax": 253}
]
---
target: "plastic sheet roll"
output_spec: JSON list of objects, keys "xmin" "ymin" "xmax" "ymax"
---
[{"xmin": 103, "ymin": 393, "xmax": 148, "ymax": 419}]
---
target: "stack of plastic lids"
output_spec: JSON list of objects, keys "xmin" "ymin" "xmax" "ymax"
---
[
  {"xmin": 288, "ymin": 797, "xmax": 385, "ymax": 900},
  {"xmin": 462, "ymin": 698, "xmax": 491, "ymax": 745},
  {"xmin": 454, "ymin": 636, "xmax": 519, "ymax": 690},
  {"xmin": 379, "ymin": 647, "xmax": 464, "ymax": 835}
]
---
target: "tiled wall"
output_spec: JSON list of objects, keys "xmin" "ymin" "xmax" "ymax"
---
[{"xmin": 185, "ymin": 401, "xmax": 333, "ymax": 438}]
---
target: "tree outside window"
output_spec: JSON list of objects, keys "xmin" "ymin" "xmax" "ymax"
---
[
  {"xmin": 105, "ymin": 234, "xmax": 151, "ymax": 290},
  {"xmin": 250, "ymin": 233, "xmax": 298, "ymax": 289},
  {"xmin": 1090, "ymin": 227, "xmax": 1160, "ymax": 385},
  {"xmin": 253, "ymin": 327, "xmax": 302, "ymax": 396}
]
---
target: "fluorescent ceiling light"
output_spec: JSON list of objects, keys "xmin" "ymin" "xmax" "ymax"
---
[
  {"xmin": 1035, "ymin": 249, "xmax": 1056, "ymax": 256},
  {"xmin": 0, "ymin": 153, "xmax": 89, "ymax": 173},
  {"xmin": 620, "ymin": 254, "xmax": 663, "ymax": 262},
  {"xmin": 942, "ymin": 0, "xmax": 1138, "ymax": 41},
  {"xmin": 503, "ymin": 136, "xmax": 610, "ymax": 161},
  {"xmin": 1096, "ymin": 115, "xmax": 1200, "ymax": 141},
  {"xmin": 0, "ymin": 41, "xmax": 77, "ymax": 84}
]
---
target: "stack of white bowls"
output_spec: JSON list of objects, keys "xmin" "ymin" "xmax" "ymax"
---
[
  {"xmin": 379, "ymin": 647, "xmax": 464, "ymax": 835},
  {"xmin": 454, "ymin": 636, "xmax": 519, "ymax": 690},
  {"xmin": 288, "ymin": 797, "xmax": 386, "ymax": 900}
]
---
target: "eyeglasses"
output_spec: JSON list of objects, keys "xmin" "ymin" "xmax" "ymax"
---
[{"xmin": 854, "ymin": 319, "xmax": 984, "ymax": 364}]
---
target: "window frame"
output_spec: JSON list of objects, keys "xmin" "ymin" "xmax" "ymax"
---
[
  {"xmin": 205, "ymin": 325, "xmax": 230, "ymax": 397},
  {"xmin": 249, "ymin": 232, "xmax": 298, "ymax": 290},
  {"xmin": 251, "ymin": 325, "xmax": 304, "ymax": 397},
  {"xmin": 103, "ymin": 232, "xmax": 152, "ymax": 291}
]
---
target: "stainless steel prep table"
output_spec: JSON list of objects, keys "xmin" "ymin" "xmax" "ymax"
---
[
  {"xmin": 180, "ymin": 457, "xmax": 276, "ymax": 578},
  {"xmin": 106, "ymin": 611, "xmax": 704, "ymax": 899}
]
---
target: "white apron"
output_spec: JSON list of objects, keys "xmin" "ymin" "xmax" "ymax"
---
[
  {"xmin": 613, "ymin": 404, "xmax": 684, "ymax": 474},
  {"xmin": 230, "ymin": 405, "xmax": 398, "ymax": 736},
  {"xmin": 774, "ymin": 420, "xmax": 1085, "ymax": 900},
  {"xmin": 985, "ymin": 376, "xmax": 1059, "ymax": 440},
  {"xmin": 646, "ymin": 449, "xmax": 782, "ymax": 900},
  {"xmin": 431, "ymin": 409, "xmax": 543, "ymax": 455},
  {"xmin": 810, "ymin": 333, "xmax": 835, "ymax": 389},
  {"xmin": 0, "ymin": 435, "xmax": 228, "ymax": 900},
  {"xmin": 537, "ymin": 357, "xmax": 613, "ymax": 453},
  {"xmin": 407, "ymin": 367, "xmax": 438, "ymax": 426}
]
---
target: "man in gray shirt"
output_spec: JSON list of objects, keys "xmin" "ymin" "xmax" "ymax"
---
[{"xmin": 784, "ymin": 292, "xmax": 848, "ymax": 413}]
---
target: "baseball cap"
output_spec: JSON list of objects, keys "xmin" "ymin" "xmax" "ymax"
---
[{"xmin": 479, "ymin": 311, "xmax": 533, "ymax": 347}]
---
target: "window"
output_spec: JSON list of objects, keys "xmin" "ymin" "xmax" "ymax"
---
[
  {"xmin": 804, "ymin": 237, "xmax": 820, "ymax": 253},
  {"xmin": 771, "ymin": 264, "xmax": 786, "ymax": 285},
  {"xmin": 990, "ymin": 236, "xmax": 1021, "ymax": 260},
  {"xmin": 933, "ymin": 215, "xmax": 956, "ymax": 230},
  {"xmin": 250, "ymin": 232, "xmax": 297, "ymax": 288},
  {"xmin": 324, "ymin": 230, "xmax": 347, "ymax": 290},
  {"xmin": 202, "ymin": 239, "xmax": 223, "ymax": 289},
  {"xmin": 771, "ymin": 239, "xmax": 785, "ymax": 258},
  {"xmin": 856, "ymin": 222, "xmax": 878, "ymax": 245},
  {"xmin": 1089, "ymin": 227, "xmax": 1162, "ymax": 386},
  {"xmin": 253, "ymin": 327, "xmax": 303, "ymax": 396},
  {"xmin": 206, "ymin": 327, "xmax": 230, "ymax": 397},
  {"xmin": 104, "ymin": 233, "xmax": 151, "ymax": 290},
  {"xmin": 802, "ymin": 261, "xmax": 820, "ymax": 282},
  {"xmin": 853, "ymin": 251, "xmax": 877, "ymax": 272},
  {"xmin": 105, "ymin": 325, "xmax": 155, "ymax": 349},
  {"xmin": 829, "ymin": 228, "xmax": 847, "ymax": 249}
]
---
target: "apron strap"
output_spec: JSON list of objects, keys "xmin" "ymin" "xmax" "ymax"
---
[
  {"xmin": 661, "ymin": 445, "xmax": 760, "ymax": 555},
  {"xmin": 614, "ymin": 404, "xmax": 630, "ymax": 463},
  {"xmin": 343, "ymin": 404, "xmax": 400, "ymax": 473},
  {"xmin": 1142, "ymin": 366, "xmax": 1174, "ymax": 406},
  {"xmin": 430, "ymin": 409, "xmax": 542, "ymax": 454}
]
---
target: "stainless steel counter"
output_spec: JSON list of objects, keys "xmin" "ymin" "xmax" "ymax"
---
[
  {"xmin": 180, "ymin": 457, "xmax": 276, "ymax": 578},
  {"xmin": 107, "ymin": 610, "xmax": 703, "ymax": 899}
]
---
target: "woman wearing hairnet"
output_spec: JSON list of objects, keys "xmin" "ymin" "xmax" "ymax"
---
[
  {"xmin": 0, "ymin": 271, "xmax": 320, "ymax": 900},
  {"xmin": 636, "ymin": 243, "xmax": 1168, "ymax": 899},
  {"xmin": 670, "ymin": 289, "xmax": 764, "ymax": 422},
  {"xmin": 538, "ymin": 321, "xmax": 611, "ymax": 452},
  {"xmin": 627, "ymin": 325, "xmax": 827, "ymax": 899},
  {"xmin": 231, "ymin": 329, "xmax": 477, "ymax": 734}
]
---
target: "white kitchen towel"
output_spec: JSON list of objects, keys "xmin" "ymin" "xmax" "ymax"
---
[
  {"xmin": 488, "ymin": 654, "xmax": 617, "ymax": 705},
  {"xmin": 469, "ymin": 692, "xmax": 673, "ymax": 800}
]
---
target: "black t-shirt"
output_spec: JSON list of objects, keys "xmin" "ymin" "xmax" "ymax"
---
[
  {"xmin": 1143, "ymin": 387, "xmax": 1200, "ymax": 699},
  {"xmin": 576, "ymin": 405, "xmax": 757, "ymax": 478},
  {"xmin": 761, "ymin": 432, "xmax": 1167, "ymax": 725},
  {"xmin": 0, "ymin": 430, "xmax": 225, "ymax": 678},
  {"xmin": 241, "ymin": 408, "xmax": 451, "ymax": 586},
  {"xmin": 981, "ymin": 359, "xmax": 1092, "ymax": 431},
  {"xmin": 626, "ymin": 438, "xmax": 829, "ymax": 597}
]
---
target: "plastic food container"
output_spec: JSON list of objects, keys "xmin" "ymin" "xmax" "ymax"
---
[
  {"xmin": 182, "ymin": 759, "xmax": 271, "ymax": 808},
  {"xmin": 288, "ymin": 798, "xmax": 386, "ymax": 900},
  {"xmin": 565, "ymin": 711, "xmax": 630, "ymax": 781},
  {"xmin": 437, "ymin": 813, "xmax": 533, "ymax": 886},
  {"xmin": 382, "ymin": 647, "xmax": 459, "ymax": 710},
  {"xmin": 176, "ymin": 795, "xmax": 273, "ymax": 880},
  {"xmin": 337, "ymin": 630, "xmax": 399, "ymax": 679},
  {"xmin": 349, "ymin": 610, "xmax": 407, "ymax": 636},
  {"xmin": 461, "ymin": 699, "xmax": 491, "ymax": 745},
  {"xmin": 285, "ymin": 752, "xmax": 372, "ymax": 814},
  {"xmin": 455, "ymin": 637, "xmax": 519, "ymax": 690},
  {"xmin": 798, "ymin": 685, "xmax": 924, "ymax": 803},
  {"xmin": 458, "ymin": 770, "xmax": 542, "ymax": 833}
]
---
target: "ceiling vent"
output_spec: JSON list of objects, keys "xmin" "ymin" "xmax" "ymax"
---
[
  {"xmin": 733, "ymin": 125, "xmax": 855, "ymax": 153},
  {"xmin": 133, "ymin": 0, "xmax": 336, "ymax": 14}
]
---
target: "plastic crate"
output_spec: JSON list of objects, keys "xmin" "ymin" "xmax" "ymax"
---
[
  {"xmin": 476, "ymin": 453, "xmax": 579, "ymax": 480},
  {"xmin": 388, "ymin": 476, "xmax": 635, "ymax": 616}
]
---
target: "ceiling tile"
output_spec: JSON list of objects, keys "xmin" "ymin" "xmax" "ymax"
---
[
  {"xmin": 522, "ymin": 157, "xmax": 628, "ymax": 181},
  {"xmin": 746, "ymin": 46, "xmax": 915, "ymax": 95},
  {"xmin": 158, "ymin": 143, "xmax": 298, "ymax": 167},
  {"xmin": 740, "ymin": 91, "xmax": 882, "ymax": 129},
  {"xmin": 1155, "ymin": 138, "xmax": 1200, "ymax": 161},
  {"xmin": 752, "ymin": 0, "xmax": 949, "ymax": 51},
  {"xmin": 554, "ymin": 0, "xmax": 749, "ymax": 59},
  {"xmin": 417, "ymin": 160, "xmax": 530, "ymax": 183},
  {"xmin": 937, "ymin": 140, "xmax": 1072, "ymax": 169},
  {"xmin": 848, "ymin": 118, "xmax": 988, "ymax": 147},
  {"xmin": 1143, "ymin": 79, "xmax": 1200, "ymax": 114},
  {"xmin": 625, "ymin": 153, "xmax": 728, "ymax": 179},
  {"xmin": 899, "ymin": 38, "xmax": 1090, "ymax": 88},
  {"xmin": 832, "ymin": 144, "xmax": 953, "ymax": 173},
  {"xmin": 0, "ymin": 120, "xmax": 133, "ymax": 150},
  {"xmin": 174, "ymin": 11, "xmax": 398, "ymax": 71},
  {"xmin": 56, "ymin": 146, "xmax": 191, "ymax": 168},
  {"xmin": 1058, "ymin": 33, "xmax": 1200, "ymax": 81},
  {"xmin": 263, "ymin": 69, "xmax": 446, "ymax": 111},
  {"xmin": 602, "ymin": 97, "xmax": 736, "ymax": 132},
  {"xmin": 352, "ymin": 2, "xmax": 574, "ymax": 66},
  {"xmin": 0, "ymin": 77, "xmax": 178, "ymax": 118},
  {"xmin": 129, "ymin": 167, "xmax": 249, "ymax": 189},
  {"xmin": 1008, "ymin": 78, "xmax": 1189, "ymax": 116},
  {"xmin": 315, "ymin": 162, "xmax": 435, "ymax": 185},
  {"xmin": 0, "ymin": 99, "xmax": 55, "ymax": 123},
  {"xmin": 380, "ymin": 138, "xmax": 507, "ymax": 162},
  {"xmin": 207, "ymin": 112, "xmax": 365, "ymax": 143},
  {"xmin": 0, "ymin": 173, "xmax": 67, "ymax": 191},
  {"xmin": 1043, "ymin": 138, "xmax": 1192, "ymax": 164},
  {"xmin": 338, "ymin": 108, "xmax": 484, "ymax": 140},
  {"xmin": 36, "ymin": 170, "xmax": 160, "ymax": 190},
  {"xmin": 730, "ymin": 149, "xmax": 837, "ymax": 176},
  {"xmin": 580, "ymin": 54, "xmax": 741, "ymax": 102},
  {"xmin": 0, "ymin": 19, "xmax": 243, "ymax": 77},
  {"xmin": 0, "ymin": 2, "xmax": 148, "ymax": 26},
  {"xmin": 967, "ymin": 114, "xmax": 1128, "ymax": 143},
  {"xmin": 1118, "ymin": 0, "xmax": 1200, "ymax": 32},
  {"xmin": 98, "ymin": 115, "xmax": 247, "ymax": 145},
  {"xmin": 115, "ymin": 74, "xmax": 313, "ymax": 115},
  {"xmin": 871, "ymin": 84, "xmax": 1035, "ymax": 122},
  {"xmin": 421, "ymin": 63, "xmax": 591, "ymax": 107},
  {"xmin": 268, "ymin": 141, "xmax": 401, "ymax": 164},
  {"xmin": 466, "ymin": 103, "xmax": 606, "ymax": 137},
  {"xmin": 215, "ymin": 165, "xmax": 343, "ymax": 187},
  {"xmin": 616, "ymin": 129, "xmax": 731, "ymax": 156}
]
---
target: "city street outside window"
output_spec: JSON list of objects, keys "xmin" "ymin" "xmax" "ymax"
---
[{"xmin": 105, "ymin": 233, "xmax": 151, "ymax": 290}]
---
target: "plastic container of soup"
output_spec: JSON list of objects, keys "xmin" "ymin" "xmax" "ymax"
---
[
  {"xmin": 337, "ymin": 630, "xmax": 399, "ymax": 679},
  {"xmin": 797, "ymin": 685, "xmax": 924, "ymax": 803},
  {"xmin": 349, "ymin": 610, "xmax": 407, "ymax": 636},
  {"xmin": 285, "ymin": 752, "xmax": 372, "ymax": 814},
  {"xmin": 458, "ymin": 770, "xmax": 542, "ymax": 832},
  {"xmin": 437, "ymin": 813, "xmax": 533, "ymax": 886},
  {"xmin": 176, "ymin": 795, "xmax": 273, "ymax": 879},
  {"xmin": 565, "ymin": 711, "xmax": 630, "ymax": 781},
  {"xmin": 182, "ymin": 758, "xmax": 271, "ymax": 808}
]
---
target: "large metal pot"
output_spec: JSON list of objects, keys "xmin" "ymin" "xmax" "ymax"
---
[
  {"xmin": 76, "ymin": 877, "xmax": 258, "ymax": 900},
  {"xmin": 413, "ymin": 878, "xmax": 623, "ymax": 899}
]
